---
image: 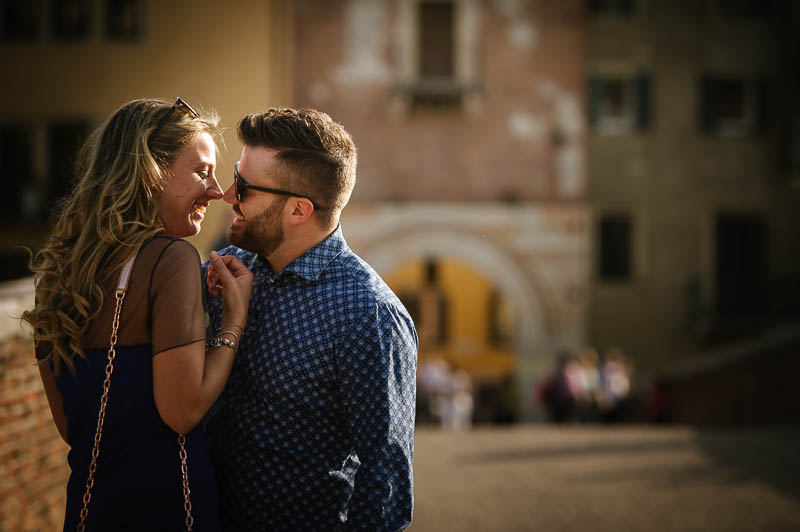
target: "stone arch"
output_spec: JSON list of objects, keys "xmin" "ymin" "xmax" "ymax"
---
[{"xmin": 361, "ymin": 226, "xmax": 553, "ymax": 421}]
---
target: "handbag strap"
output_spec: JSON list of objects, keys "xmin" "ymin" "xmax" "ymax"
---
[
  {"xmin": 75, "ymin": 254, "xmax": 195, "ymax": 532},
  {"xmin": 77, "ymin": 254, "xmax": 136, "ymax": 531}
]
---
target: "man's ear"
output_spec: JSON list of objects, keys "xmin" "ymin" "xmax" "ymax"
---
[{"xmin": 287, "ymin": 197, "xmax": 314, "ymax": 226}]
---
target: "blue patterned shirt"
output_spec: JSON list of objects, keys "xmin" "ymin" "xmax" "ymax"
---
[{"xmin": 203, "ymin": 226, "xmax": 417, "ymax": 531}]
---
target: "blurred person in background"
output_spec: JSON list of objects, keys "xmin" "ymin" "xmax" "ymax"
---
[
  {"xmin": 599, "ymin": 346, "xmax": 633, "ymax": 422},
  {"xmin": 204, "ymin": 108, "xmax": 418, "ymax": 531},
  {"xmin": 442, "ymin": 368, "xmax": 474, "ymax": 430},
  {"xmin": 22, "ymin": 98, "xmax": 252, "ymax": 531},
  {"xmin": 417, "ymin": 356, "xmax": 453, "ymax": 425},
  {"xmin": 537, "ymin": 350, "xmax": 578, "ymax": 423}
]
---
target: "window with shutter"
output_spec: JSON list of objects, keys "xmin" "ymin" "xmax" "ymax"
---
[
  {"xmin": 0, "ymin": 0, "xmax": 43, "ymax": 42},
  {"xmin": 588, "ymin": 74, "xmax": 651, "ymax": 135},
  {"xmin": 52, "ymin": 0, "xmax": 92, "ymax": 42},
  {"xmin": 106, "ymin": 0, "xmax": 145, "ymax": 41},
  {"xmin": 599, "ymin": 214, "xmax": 633, "ymax": 281},
  {"xmin": 699, "ymin": 75, "xmax": 769, "ymax": 137}
]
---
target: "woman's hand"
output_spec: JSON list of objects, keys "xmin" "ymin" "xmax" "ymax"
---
[
  {"xmin": 153, "ymin": 252, "xmax": 252, "ymax": 434},
  {"xmin": 206, "ymin": 251, "xmax": 252, "ymax": 327}
]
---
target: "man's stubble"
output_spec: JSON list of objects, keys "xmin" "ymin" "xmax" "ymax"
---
[{"xmin": 227, "ymin": 196, "xmax": 287, "ymax": 257}]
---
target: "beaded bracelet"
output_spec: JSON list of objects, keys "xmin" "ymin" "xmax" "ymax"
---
[
  {"xmin": 207, "ymin": 336, "xmax": 237, "ymax": 352},
  {"xmin": 218, "ymin": 330, "xmax": 240, "ymax": 344}
]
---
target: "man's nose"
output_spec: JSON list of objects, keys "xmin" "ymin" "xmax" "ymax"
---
[{"xmin": 222, "ymin": 183, "xmax": 237, "ymax": 205}]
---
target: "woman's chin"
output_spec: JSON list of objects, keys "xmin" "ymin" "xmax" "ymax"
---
[{"xmin": 163, "ymin": 222, "xmax": 202, "ymax": 238}]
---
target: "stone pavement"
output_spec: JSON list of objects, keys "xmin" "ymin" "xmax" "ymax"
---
[{"xmin": 408, "ymin": 426, "xmax": 800, "ymax": 532}]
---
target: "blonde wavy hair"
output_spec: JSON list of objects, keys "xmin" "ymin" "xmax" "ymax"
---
[{"xmin": 21, "ymin": 98, "xmax": 221, "ymax": 375}]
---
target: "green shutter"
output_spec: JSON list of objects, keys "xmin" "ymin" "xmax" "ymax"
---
[
  {"xmin": 588, "ymin": 76, "xmax": 602, "ymax": 131},
  {"xmin": 635, "ymin": 74, "xmax": 651, "ymax": 131},
  {"xmin": 755, "ymin": 77, "xmax": 770, "ymax": 133}
]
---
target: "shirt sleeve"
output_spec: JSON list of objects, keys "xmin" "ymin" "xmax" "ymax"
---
[
  {"xmin": 337, "ymin": 298, "xmax": 418, "ymax": 531},
  {"xmin": 151, "ymin": 239, "xmax": 208, "ymax": 355}
]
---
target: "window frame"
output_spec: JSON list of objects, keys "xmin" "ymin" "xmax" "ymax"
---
[
  {"xmin": 392, "ymin": 0, "xmax": 481, "ymax": 109},
  {"xmin": 597, "ymin": 212, "xmax": 635, "ymax": 282},
  {"xmin": 588, "ymin": 74, "xmax": 652, "ymax": 136},
  {"xmin": 699, "ymin": 74, "xmax": 770, "ymax": 138}
]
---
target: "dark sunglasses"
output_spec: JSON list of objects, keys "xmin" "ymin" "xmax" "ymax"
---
[
  {"xmin": 150, "ymin": 97, "xmax": 200, "ymax": 141},
  {"xmin": 234, "ymin": 162, "xmax": 320, "ymax": 210}
]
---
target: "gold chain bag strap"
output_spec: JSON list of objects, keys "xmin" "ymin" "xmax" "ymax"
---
[{"xmin": 77, "ymin": 254, "xmax": 195, "ymax": 532}]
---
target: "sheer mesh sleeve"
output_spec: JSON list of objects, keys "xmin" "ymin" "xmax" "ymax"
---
[{"xmin": 150, "ymin": 239, "xmax": 208, "ymax": 356}]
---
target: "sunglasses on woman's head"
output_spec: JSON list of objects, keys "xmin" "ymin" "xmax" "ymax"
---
[{"xmin": 150, "ymin": 97, "xmax": 200, "ymax": 141}]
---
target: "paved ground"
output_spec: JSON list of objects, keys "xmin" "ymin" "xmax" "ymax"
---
[{"xmin": 408, "ymin": 426, "xmax": 800, "ymax": 532}]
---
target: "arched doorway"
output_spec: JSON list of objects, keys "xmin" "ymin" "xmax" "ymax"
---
[{"xmin": 362, "ymin": 227, "xmax": 553, "ymax": 421}]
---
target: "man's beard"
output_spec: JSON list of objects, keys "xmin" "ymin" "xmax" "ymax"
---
[{"xmin": 227, "ymin": 197, "xmax": 287, "ymax": 256}]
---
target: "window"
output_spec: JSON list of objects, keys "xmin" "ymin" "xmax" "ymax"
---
[
  {"xmin": 52, "ymin": 0, "xmax": 92, "ymax": 42},
  {"xmin": 715, "ymin": 214, "xmax": 766, "ymax": 316},
  {"xmin": 599, "ymin": 214, "xmax": 632, "ymax": 280},
  {"xmin": 106, "ymin": 0, "xmax": 144, "ymax": 41},
  {"xmin": 48, "ymin": 121, "xmax": 91, "ymax": 205},
  {"xmin": 395, "ymin": 260, "xmax": 449, "ymax": 349},
  {"xmin": 0, "ymin": 121, "xmax": 90, "ymax": 223},
  {"xmin": 398, "ymin": 292, "xmax": 421, "ymax": 328},
  {"xmin": 714, "ymin": 0, "xmax": 772, "ymax": 19},
  {"xmin": 488, "ymin": 289, "xmax": 514, "ymax": 347},
  {"xmin": 589, "ymin": 0, "xmax": 635, "ymax": 16},
  {"xmin": 0, "ymin": 120, "xmax": 90, "ymax": 281},
  {"xmin": 0, "ymin": 123, "xmax": 35, "ymax": 221},
  {"xmin": 393, "ymin": 0, "xmax": 480, "ymax": 108},
  {"xmin": 588, "ymin": 75, "xmax": 651, "ymax": 135},
  {"xmin": 2, "ymin": 0, "xmax": 149, "ymax": 43},
  {"xmin": 419, "ymin": 258, "xmax": 449, "ymax": 346},
  {"xmin": 699, "ymin": 76, "xmax": 769, "ymax": 137},
  {"xmin": 1, "ymin": 0, "xmax": 43, "ymax": 42},
  {"xmin": 419, "ymin": 2, "xmax": 454, "ymax": 80}
]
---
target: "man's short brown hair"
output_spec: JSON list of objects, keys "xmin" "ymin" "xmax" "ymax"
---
[{"xmin": 237, "ymin": 108, "xmax": 357, "ymax": 229}]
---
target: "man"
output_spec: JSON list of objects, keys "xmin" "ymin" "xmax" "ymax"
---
[{"xmin": 203, "ymin": 108, "xmax": 418, "ymax": 531}]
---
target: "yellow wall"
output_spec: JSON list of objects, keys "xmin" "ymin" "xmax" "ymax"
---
[
  {"xmin": 0, "ymin": 0, "xmax": 292, "ymax": 256},
  {"xmin": 384, "ymin": 258, "xmax": 516, "ymax": 381}
]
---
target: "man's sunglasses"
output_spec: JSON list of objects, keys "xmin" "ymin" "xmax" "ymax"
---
[
  {"xmin": 150, "ymin": 97, "xmax": 200, "ymax": 141},
  {"xmin": 234, "ymin": 162, "xmax": 320, "ymax": 210}
]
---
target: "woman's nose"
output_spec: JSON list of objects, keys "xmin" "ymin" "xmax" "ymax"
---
[{"xmin": 207, "ymin": 175, "xmax": 223, "ymax": 199}]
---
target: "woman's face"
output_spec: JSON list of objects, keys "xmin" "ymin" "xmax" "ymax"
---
[{"xmin": 159, "ymin": 131, "xmax": 222, "ymax": 237}]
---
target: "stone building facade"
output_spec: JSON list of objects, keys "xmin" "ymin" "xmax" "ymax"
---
[
  {"xmin": 587, "ymin": 0, "xmax": 800, "ymax": 372},
  {"xmin": 290, "ymin": 0, "xmax": 590, "ymax": 420}
]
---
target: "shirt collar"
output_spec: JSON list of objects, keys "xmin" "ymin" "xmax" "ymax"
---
[{"xmin": 280, "ymin": 225, "xmax": 348, "ymax": 282}]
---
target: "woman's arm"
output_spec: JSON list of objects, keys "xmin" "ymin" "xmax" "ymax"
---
[
  {"xmin": 38, "ymin": 363, "xmax": 68, "ymax": 443},
  {"xmin": 152, "ymin": 251, "xmax": 252, "ymax": 434}
]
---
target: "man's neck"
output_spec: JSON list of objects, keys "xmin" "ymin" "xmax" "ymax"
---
[{"xmin": 263, "ymin": 226, "xmax": 335, "ymax": 274}]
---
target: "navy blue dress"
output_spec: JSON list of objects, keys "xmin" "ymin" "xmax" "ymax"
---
[
  {"xmin": 43, "ymin": 237, "xmax": 222, "ymax": 531},
  {"xmin": 56, "ymin": 345, "xmax": 221, "ymax": 531}
]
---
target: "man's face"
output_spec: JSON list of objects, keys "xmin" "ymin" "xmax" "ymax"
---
[{"xmin": 223, "ymin": 146, "xmax": 288, "ymax": 256}]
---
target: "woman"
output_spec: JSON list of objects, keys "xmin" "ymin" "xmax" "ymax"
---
[{"xmin": 21, "ymin": 98, "xmax": 251, "ymax": 531}]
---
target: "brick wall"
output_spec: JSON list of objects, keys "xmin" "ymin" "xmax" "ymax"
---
[
  {"xmin": 656, "ymin": 326, "xmax": 800, "ymax": 426},
  {"xmin": 0, "ymin": 280, "xmax": 68, "ymax": 532}
]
